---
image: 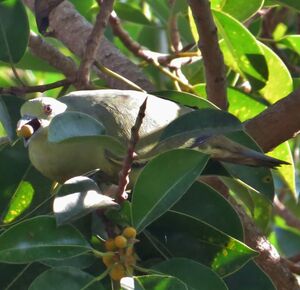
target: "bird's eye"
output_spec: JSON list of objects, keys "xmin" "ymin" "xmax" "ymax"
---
[{"xmin": 43, "ymin": 104, "xmax": 52, "ymax": 115}]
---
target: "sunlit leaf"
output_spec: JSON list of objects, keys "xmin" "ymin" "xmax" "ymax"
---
[
  {"xmin": 213, "ymin": 10, "xmax": 268, "ymax": 90},
  {"xmin": 212, "ymin": 0, "xmax": 264, "ymax": 21},
  {"xmin": 258, "ymin": 41, "xmax": 293, "ymax": 103}
]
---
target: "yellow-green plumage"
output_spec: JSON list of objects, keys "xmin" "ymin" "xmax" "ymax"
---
[{"xmin": 17, "ymin": 89, "xmax": 288, "ymax": 184}]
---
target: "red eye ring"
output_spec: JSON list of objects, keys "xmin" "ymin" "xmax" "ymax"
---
[{"xmin": 43, "ymin": 104, "xmax": 52, "ymax": 115}]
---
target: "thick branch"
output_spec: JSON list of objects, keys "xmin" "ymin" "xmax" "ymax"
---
[
  {"xmin": 29, "ymin": 32, "xmax": 78, "ymax": 82},
  {"xmin": 245, "ymin": 87, "xmax": 300, "ymax": 152},
  {"xmin": 22, "ymin": 0, "xmax": 154, "ymax": 91},
  {"xmin": 188, "ymin": 0, "xmax": 227, "ymax": 110}
]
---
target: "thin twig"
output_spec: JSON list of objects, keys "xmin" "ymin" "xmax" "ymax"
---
[
  {"xmin": 77, "ymin": 0, "xmax": 115, "ymax": 88},
  {"xmin": 0, "ymin": 79, "xmax": 72, "ymax": 96},
  {"xmin": 273, "ymin": 196, "xmax": 300, "ymax": 231},
  {"xmin": 116, "ymin": 98, "xmax": 148, "ymax": 203},
  {"xmin": 109, "ymin": 11, "xmax": 198, "ymax": 91}
]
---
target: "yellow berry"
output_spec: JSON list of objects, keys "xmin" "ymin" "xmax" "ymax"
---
[
  {"xmin": 122, "ymin": 227, "xmax": 137, "ymax": 239},
  {"xmin": 114, "ymin": 235, "xmax": 128, "ymax": 249},
  {"xmin": 17, "ymin": 124, "xmax": 34, "ymax": 138},
  {"xmin": 105, "ymin": 239, "xmax": 117, "ymax": 251},
  {"xmin": 102, "ymin": 254, "xmax": 119, "ymax": 267},
  {"xmin": 102, "ymin": 255, "xmax": 113, "ymax": 267},
  {"xmin": 125, "ymin": 254, "xmax": 136, "ymax": 266},
  {"xmin": 109, "ymin": 263, "xmax": 126, "ymax": 281}
]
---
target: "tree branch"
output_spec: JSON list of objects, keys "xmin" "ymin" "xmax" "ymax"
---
[
  {"xmin": 22, "ymin": 0, "xmax": 154, "ymax": 91},
  {"xmin": 77, "ymin": 0, "xmax": 115, "ymax": 88},
  {"xmin": 188, "ymin": 0, "xmax": 227, "ymax": 110},
  {"xmin": 29, "ymin": 32, "xmax": 78, "ymax": 82},
  {"xmin": 245, "ymin": 86, "xmax": 300, "ymax": 152}
]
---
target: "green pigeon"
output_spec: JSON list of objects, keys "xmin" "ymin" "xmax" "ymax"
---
[{"xmin": 17, "ymin": 89, "xmax": 288, "ymax": 184}]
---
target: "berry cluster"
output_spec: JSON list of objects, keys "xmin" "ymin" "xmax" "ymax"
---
[{"xmin": 102, "ymin": 227, "xmax": 137, "ymax": 281}]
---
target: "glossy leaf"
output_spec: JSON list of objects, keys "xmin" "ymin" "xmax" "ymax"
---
[
  {"xmin": 0, "ymin": 0, "xmax": 29, "ymax": 63},
  {"xmin": 173, "ymin": 182, "xmax": 243, "ymax": 239},
  {"xmin": 159, "ymin": 109, "xmax": 242, "ymax": 141},
  {"xmin": 122, "ymin": 275, "xmax": 188, "ymax": 290},
  {"xmin": 28, "ymin": 266, "xmax": 105, "ymax": 290},
  {"xmin": 48, "ymin": 111, "xmax": 106, "ymax": 143},
  {"xmin": 268, "ymin": 142, "xmax": 296, "ymax": 199},
  {"xmin": 115, "ymin": 2, "xmax": 153, "ymax": 26},
  {"xmin": 0, "ymin": 140, "xmax": 52, "ymax": 224},
  {"xmin": 275, "ymin": 227, "xmax": 300, "ymax": 257},
  {"xmin": 148, "ymin": 211, "xmax": 257, "ymax": 276},
  {"xmin": 274, "ymin": 0, "xmax": 300, "ymax": 11},
  {"xmin": 153, "ymin": 258, "xmax": 228, "ymax": 290},
  {"xmin": 258, "ymin": 41, "xmax": 293, "ymax": 103},
  {"xmin": 0, "ymin": 95, "xmax": 24, "ymax": 142},
  {"xmin": 132, "ymin": 149, "xmax": 209, "ymax": 232},
  {"xmin": 54, "ymin": 176, "xmax": 118, "ymax": 225},
  {"xmin": 154, "ymin": 90, "xmax": 217, "ymax": 109},
  {"xmin": 3, "ymin": 181, "xmax": 34, "ymax": 223},
  {"xmin": 224, "ymin": 261, "xmax": 276, "ymax": 290},
  {"xmin": 279, "ymin": 35, "xmax": 300, "ymax": 55},
  {"xmin": 213, "ymin": 10, "xmax": 268, "ymax": 90},
  {"xmin": 212, "ymin": 0, "xmax": 264, "ymax": 21},
  {"xmin": 227, "ymin": 87, "xmax": 266, "ymax": 121},
  {"xmin": 0, "ymin": 216, "xmax": 92, "ymax": 263}
]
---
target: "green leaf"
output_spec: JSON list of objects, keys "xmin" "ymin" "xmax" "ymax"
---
[
  {"xmin": 153, "ymin": 258, "xmax": 228, "ymax": 290},
  {"xmin": 258, "ymin": 41, "xmax": 293, "ymax": 103},
  {"xmin": 268, "ymin": 142, "xmax": 296, "ymax": 199},
  {"xmin": 0, "ymin": 140, "xmax": 53, "ymax": 224},
  {"xmin": 275, "ymin": 226, "xmax": 300, "ymax": 257},
  {"xmin": 54, "ymin": 176, "xmax": 118, "ymax": 225},
  {"xmin": 212, "ymin": 0, "xmax": 264, "ymax": 21},
  {"xmin": 132, "ymin": 149, "xmax": 209, "ymax": 232},
  {"xmin": 0, "ymin": 94, "xmax": 24, "ymax": 142},
  {"xmin": 173, "ymin": 182, "xmax": 243, "ymax": 240},
  {"xmin": 279, "ymin": 35, "xmax": 300, "ymax": 55},
  {"xmin": 273, "ymin": 0, "xmax": 300, "ymax": 11},
  {"xmin": 114, "ymin": 2, "xmax": 153, "ymax": 26},
  {"xmin": 159, "ymin": 109, "xmax": 243, "ymax": 141},
  {"xmin": 123, "ymin": 275, "xmax": 188, "ymax": 290},
  {"xmin": 0, "ymin": 216, "xmax": 92, "ymax": 263},
  {"xmin": 148, "ymin": 211, "xmax": 257, "ymax": 276},
  {"xmin": 227, "ymin": 87, "xmax": 266, "ymax": 121},
  {"xmin": 41, "ymin": 253, "xmax": 96, "ymax": 269},
  {"xmin": 0, "ymin": 262, "xmax": 49, "ymax": 289},
  {"xmin": 154, "ymin": 90, "xmax": 218, "ymax": 109},
  {"xmin": 48, "ymin": 111, "xmax": 106, "ymax": 143},
  {"xmin": 28, "ymin": 266, "xmax": 105, "ymax": 290},
  {"xmin": 0, "ymin": 0, "xmax": 29, "ymax": 63},
  {"xmin": 224, "ymin": 261, "xmax": 276, "ymax": 290},
  {"xmin": 213, "ymin": 10, "xmax": 268, "ymax": 90},
  {"xmin": 221, "ymin": 177, "xmax": 255, "ymax": 214},
  {"xmin": 251, "ymin": 191, "xmax": 273, "ymax": 232},
  {"xmin": 3, "ymin": 181, "xmax": 34, "ymax": 223}
]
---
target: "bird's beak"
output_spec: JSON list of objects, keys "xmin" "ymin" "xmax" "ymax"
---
[{"xmin": 16, "ymin": 115, "xmax": 41, "ymax": 146}]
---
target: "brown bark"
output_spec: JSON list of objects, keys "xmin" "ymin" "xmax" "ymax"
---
[
  {"xmin": 245, "ymin": 87, "xmax": 300, "ymax": 152},
  {"xmin": 22, "ymin": 0, "xmax": 154, "ymax": 91},
  {"xmin": 188, "ymin": 0, "xmax": 227, "ymax": 110}
]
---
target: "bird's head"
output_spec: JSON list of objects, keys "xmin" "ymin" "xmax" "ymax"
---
[{"xmin": 16, "ymin": 97, "xmax": 67, "ymax": 145}]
